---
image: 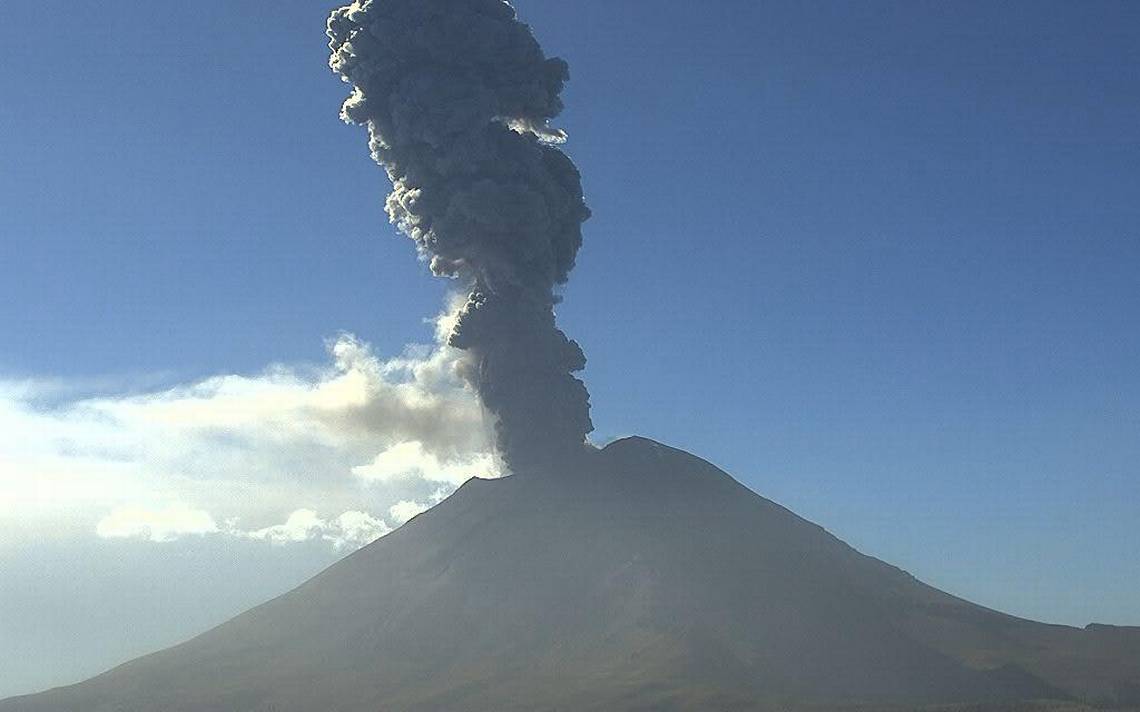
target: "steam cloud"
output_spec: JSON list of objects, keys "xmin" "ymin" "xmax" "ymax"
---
[{"xmin": 328, "ymin": 0, "xmax": 593, "ymax": 474}]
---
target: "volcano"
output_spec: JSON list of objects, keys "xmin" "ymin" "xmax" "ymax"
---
[{"xmin": 4, "ymin": 437, "xmax": 1138, "ymax": 711}]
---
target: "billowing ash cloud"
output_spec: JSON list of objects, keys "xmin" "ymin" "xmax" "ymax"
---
[{"xmin": 327, "ymin": 0, "xmax": 593, "ymax": 474}]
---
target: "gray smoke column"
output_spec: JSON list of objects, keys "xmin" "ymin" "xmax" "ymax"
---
[{"xmin": 327, "ymin": 0, "xmax": 593, "ymax": 474}]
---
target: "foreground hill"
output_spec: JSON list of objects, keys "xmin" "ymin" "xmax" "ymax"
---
[{"xmin": 4, "ymin": 437, "xmax": 1138, "ymax": 711}]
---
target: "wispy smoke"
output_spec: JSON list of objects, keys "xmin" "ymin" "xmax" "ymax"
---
[
  {"xmin": 327, "ymin": 0, "xmax": 593, "ymax": 474},
  {"xmin": 0, "ymin": 334, "xmax": 493, "ymax": 548}
]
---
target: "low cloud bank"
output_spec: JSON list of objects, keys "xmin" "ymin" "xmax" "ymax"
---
[{"xmin": 0, "ymin": 334, "xmax": 497, "ymax": 551}]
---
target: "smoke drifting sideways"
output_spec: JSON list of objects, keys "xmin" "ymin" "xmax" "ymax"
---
[{"xmin": 327, "ymin": 0, "xmax": 593, "ymax": 475}]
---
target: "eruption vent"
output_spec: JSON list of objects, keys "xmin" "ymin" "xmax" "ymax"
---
[{"xmin": 328, "ymin": 0, "xmax": 593, "ymax": 474}]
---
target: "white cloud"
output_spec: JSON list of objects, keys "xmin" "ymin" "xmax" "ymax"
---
[
  {"xmin": 388, "ymin": 499, "xmax": 429, "ymax": 525},
  {"xmin": 330, "ymin": 510, "xmax": 392, "ymax": 549},
  {"xmin": 352, "ymin": 440, "xmax": 494, "ymax": 485},
  {"xmin": 243, "ymin": 508, "xmax": 392, "ymax": 550},
  {"xmin": 94, "ymin": 505, "xmax": 395, "ymax": 551},
  {"xmin": 245, "ymin": 508, "xmax": 328, "ymax": 545},
  {"xmin": 0, "ymin": 334, "xmax": 498, "ymax": 552},
  {"xmin": 388, "ymin": 485, "xmax": 452, "ymax": 525},
  {"xmin": 96, "ymin": 504, "xmax": 219, "ymax": 543}
]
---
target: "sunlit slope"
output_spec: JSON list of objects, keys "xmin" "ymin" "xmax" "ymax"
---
[{"xmin": 4, "ymin": 437, "xmax": 1137, "ymax": 711}]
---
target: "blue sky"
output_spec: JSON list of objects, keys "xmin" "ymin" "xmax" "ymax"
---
[{"xmin": 1, "ymin": 0, "xmax": 1138, "ymax": 697}]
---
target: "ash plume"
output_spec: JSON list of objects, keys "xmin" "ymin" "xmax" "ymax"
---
[{"xmin": 327, "ymin": 0, "xmax": 593, "ymax": 475}]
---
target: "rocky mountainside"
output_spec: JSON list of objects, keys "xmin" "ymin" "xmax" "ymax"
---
[{"xmin": 4, "ymin": 437, "xmax": 1138, "ymax": 711}]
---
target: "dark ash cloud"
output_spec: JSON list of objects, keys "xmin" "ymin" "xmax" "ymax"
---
[{"xmin": 328, "ymin": 0, "xmax": 593, "ymax": 474}]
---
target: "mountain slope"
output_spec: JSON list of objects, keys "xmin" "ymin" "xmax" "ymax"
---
[{"xmin": 4, "ymin": 437, "xmax": 1138, "ymax": 711}]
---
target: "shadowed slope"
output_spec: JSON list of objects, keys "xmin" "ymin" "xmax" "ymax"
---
[{"xmin": 4, "ymin": 437, "xmax": 1138, "ymax": 711}]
